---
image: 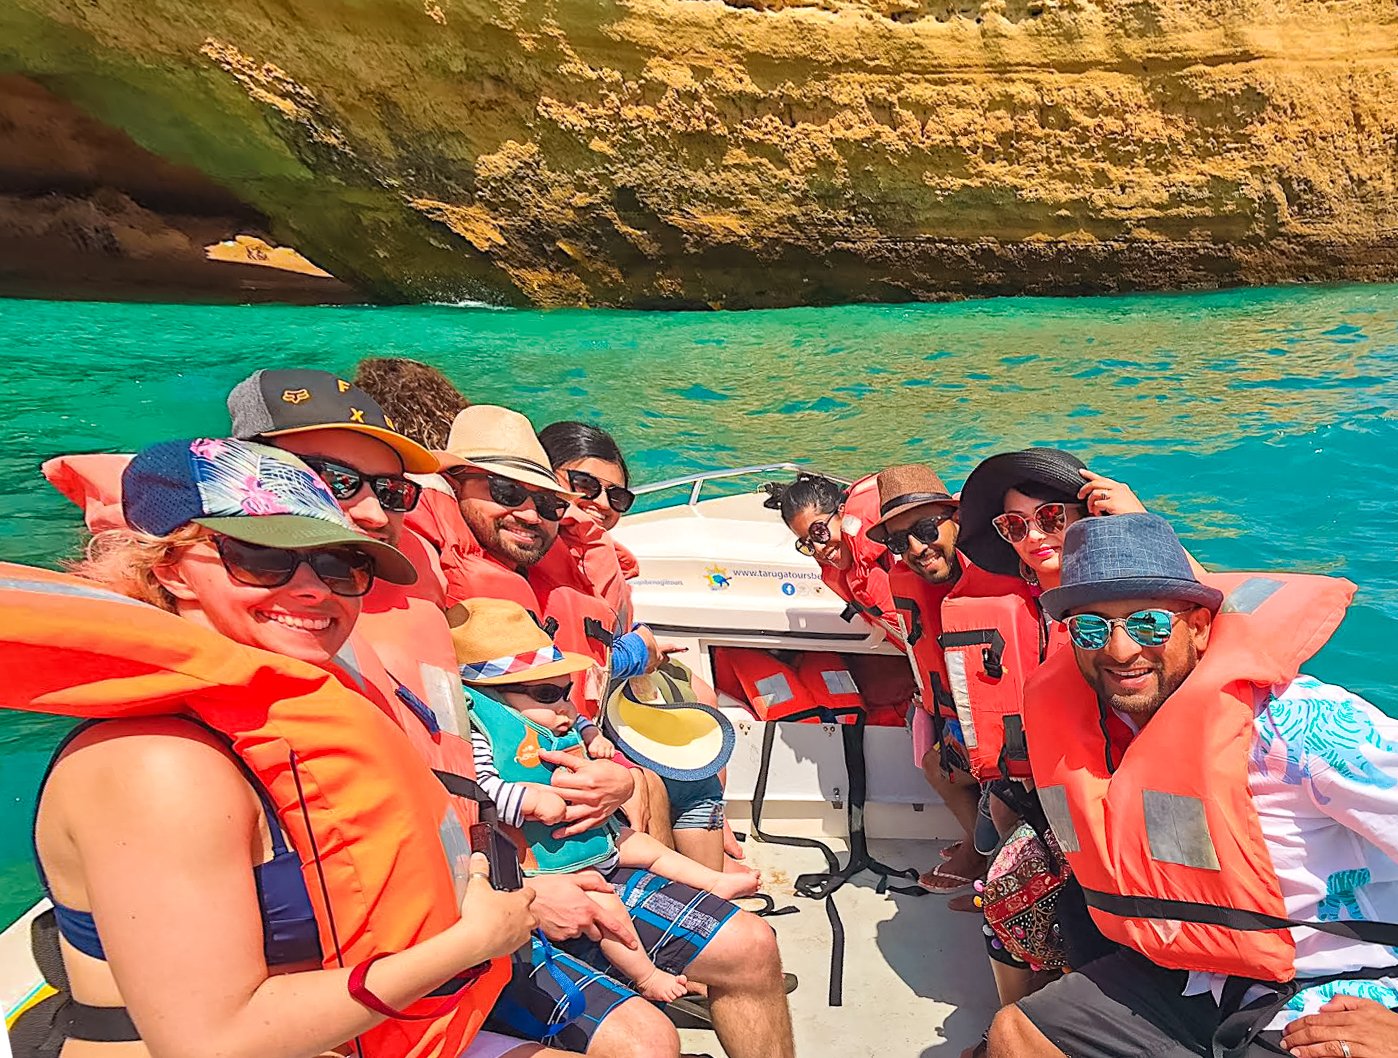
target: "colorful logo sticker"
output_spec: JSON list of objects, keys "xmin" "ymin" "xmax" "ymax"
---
[{"xmin": 704, "ymin": 565, "xmax": 731, "ymax": 591}]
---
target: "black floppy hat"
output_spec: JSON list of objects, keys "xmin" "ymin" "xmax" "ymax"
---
[{"xmin": 957, "ymin": 448, "xmax": 1087, "ymax": 576}]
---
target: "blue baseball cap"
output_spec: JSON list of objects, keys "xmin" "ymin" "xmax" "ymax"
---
[{"xmin": 121, "ymin": 438, "xmax": 417, "ymax": 584}]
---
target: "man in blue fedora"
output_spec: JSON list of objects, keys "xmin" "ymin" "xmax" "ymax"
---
[{"xmin": 982, "ymin": 514, "xmax": 1398, "ymax": 1058}]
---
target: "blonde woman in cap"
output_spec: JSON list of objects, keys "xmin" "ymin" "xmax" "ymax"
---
[{"xmin": 452, "ymin": 599, "xmax": 761, "ymax": 1005}]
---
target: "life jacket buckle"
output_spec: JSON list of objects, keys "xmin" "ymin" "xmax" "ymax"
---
[{"xmin": 982, "ymin": 645, "xmax": 1004, "ymax": 680}]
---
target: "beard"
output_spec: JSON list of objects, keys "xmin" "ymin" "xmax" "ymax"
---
[
  {"xmin": 908, "ymin": 547, "xmax": 960, "ymax": 585},
  {"xmin": 1092, "ymin": 638, "xmax": 1198, "ymax": 719},
  {"xmin": 461, "ymin": 500, "xmax": 555, "ymax": 569}
]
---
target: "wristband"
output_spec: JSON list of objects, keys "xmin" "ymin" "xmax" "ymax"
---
[{"xmin": 348, "ymin": 953, "xmax": 490, "ymax": 1021}]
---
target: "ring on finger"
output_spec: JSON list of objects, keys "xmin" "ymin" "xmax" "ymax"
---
[{"xmin": 1340, "ymin": 1041, "xmax": 1352, "ymax": 1058}]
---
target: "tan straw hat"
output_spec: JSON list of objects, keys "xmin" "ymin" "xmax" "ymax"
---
[
  {"xmin": 449, "ymin": 597, "xmax": 593, "ymax": 684},
  {"xmin": 603, "ymin": 661, "xmax": 735, "ymax": 781},
  {"xmin": 433, "ymin": 405, "xmax": 578, "ymax": 494},
  {"xmin": 867, "ymin": 463, "xmax": 958, "ymax": 542}
]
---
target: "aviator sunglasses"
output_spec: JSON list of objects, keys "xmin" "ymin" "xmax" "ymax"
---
[
  {"xmin": 881, "ymin": 513, "xmax": 954, "ymax": 556},
  {"xmin": 214, "ymin": 536, "xmax": 376, "ymax": 597},
  {"xmin": 991, "ymin": 502, "xmax": 1076, "ymax": 544},
  {"xmin": 794, "ymin": 512, "xmax": 838, "ymax": 557},
  {"xmin": 565, "ymin": 469, "xmax": 636, "ymax": 514},
  {"xmin": 1064, "ymin": 609, "xmax": 1187, "ymax": 650},
  {"xmin": 504, "ymin": 682, "xmax": 574, "ymax": 704},
  {"xmin": 302, "ymin": 457, "xmax": 422, "ymax": 513}
]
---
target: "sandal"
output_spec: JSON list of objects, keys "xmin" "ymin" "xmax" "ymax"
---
[
  {"xmin": 917, "ymin": 867, "xmax": 976, "ymax": 896},
  {"xmin": 938, "ymin": 840, "xmax": 964, "ymax": 862}
]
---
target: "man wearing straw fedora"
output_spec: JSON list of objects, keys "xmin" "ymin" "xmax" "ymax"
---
[
  {"xmin": 427, "ymin": 407, "xmax": 796, "ymax": 1058},
  {"xmin": 984, "ymin": 514, "xmax": 1398, "ymax": 1058}
]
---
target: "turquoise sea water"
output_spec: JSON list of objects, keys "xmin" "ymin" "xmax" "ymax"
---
[{"xmin": 2, "ymin": 283, "xmax": 1398, "ymax": 928}]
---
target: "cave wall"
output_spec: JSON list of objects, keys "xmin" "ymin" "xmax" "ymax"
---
[
  {"xmin": 2, "ymin": 0, "xmax": 1396, "ymax": 307},
  {"xmin": 0, "ymin": 74, "xmax": 355, "ymax": 303}
]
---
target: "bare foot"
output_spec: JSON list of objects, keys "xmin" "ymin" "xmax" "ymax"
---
[
  {"xmin": 635, "ymin": 968, "xmax": 690, "ymax": 1002},
  {"xmin": 710, "ymin": 867, "xmax": 761, "ymax": 899},
  {"xmin": 722, "ymin": 820, "xmax": 745, "ymax": 860},
  {"xmin": 948, "ymin": 893, "xmax": 979, "ymax": 913}
]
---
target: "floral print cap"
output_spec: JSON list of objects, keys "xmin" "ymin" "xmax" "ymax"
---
[{"xmin": 121, "ymin": 438, "xmax": 417, "ymax": 585}]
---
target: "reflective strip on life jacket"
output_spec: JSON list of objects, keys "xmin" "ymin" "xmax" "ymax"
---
[{"xmin": 1023, "ymin": 571, "xmax": 1383, "ymax": 981}]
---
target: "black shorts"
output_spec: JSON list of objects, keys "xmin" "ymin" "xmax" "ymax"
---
[
  {"xmin": 1017, "ymin": 950, "xmax": 1287, "ymax": 1058},
  {"xmin": 485, "ymin": 868, "xmax": 740, "ymax": 1050}
]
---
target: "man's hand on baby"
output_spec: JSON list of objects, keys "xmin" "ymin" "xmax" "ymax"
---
[{"xmin": 523, "ymin": 786, "xmax": 569, "ymax": 825}]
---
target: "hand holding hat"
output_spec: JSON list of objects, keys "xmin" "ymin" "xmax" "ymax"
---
[{"xmin": 604, "ymin": 660, "xmax": 735, "ymax": 782}]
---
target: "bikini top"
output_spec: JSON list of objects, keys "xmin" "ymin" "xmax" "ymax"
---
[{"xmin": 35, "ymin": 720, "xmax": 322, "ymax": 969}]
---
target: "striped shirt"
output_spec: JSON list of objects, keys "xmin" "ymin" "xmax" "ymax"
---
[{"xmin": 470, "ymin": 715, "xmax": 600, "ymax": 828}]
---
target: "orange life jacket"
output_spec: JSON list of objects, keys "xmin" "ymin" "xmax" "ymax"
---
[
  {"xmin": 713, "ymin": 647, "xmax": 886, "ymax": 725},
  {"xmin": 939, "ymin": 584, "xmax": 1069, "ymax": 782},
  {"xmin": 344, "ymin": 531, "xmax": 483, "ymax": 834},
  {"xmin": 409, "ymin": 495, "xmax": 622, "ymax": 720},
  {"xmin": 888, "ymin": 557, "xmax": 1050, "ymax": 778},
  {"xmin": 1024, "ymin": 572, "xmax": 1368, "ymax": 981},
  {"xmin": 0, "ymin": 563, "xmax": 507, "ymax": 1058},
  {"xmin": 817, "ymin": 475, "xmax": 907, "ymax": 648}
]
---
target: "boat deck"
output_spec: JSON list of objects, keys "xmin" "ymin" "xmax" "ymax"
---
[{"xmin": 680, "ymin": 836, "xmax": 997, "ymax": 1058}]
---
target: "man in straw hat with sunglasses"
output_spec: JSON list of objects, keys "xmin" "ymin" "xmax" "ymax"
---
[
  {"xmin": 423, "ymin": 404, "xmax": 798, "ymax": 1058},
  {"xmin": 867, "ymin": 464, "xmax": 1032, "ymax": 903},
  {"xmin": 982, "ymin": 513, "xmax": 1398, "ymax": 1058}
]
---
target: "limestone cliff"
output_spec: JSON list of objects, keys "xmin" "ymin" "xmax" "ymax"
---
[{"xmin": 2, "ymin": 0, "xmax": 1396, "ymax": 307}]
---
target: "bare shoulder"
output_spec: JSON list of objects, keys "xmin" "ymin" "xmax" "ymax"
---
[{"xmin": 51, "ymin": 717, "xmax": 257, "ymax": 820}]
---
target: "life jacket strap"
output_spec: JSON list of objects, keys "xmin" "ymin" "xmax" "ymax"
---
[
  {"xmin": 582, "ymin": 617, "xmax": 615, "ymax": 649},
  {"xmin": 890, "ymin": 596, "xmax": 924, "ymax": 645},
  {"xmin": 938, "ymin": 628, "xmax": 1007, "ymax": 680},
  {"xmin": 1083, "ymin": 888, "xmax": 1398, "ymax": 947},
  {"xmin": 1212, "ymin": 965, "xmax": 1398, "ymax": 1058}
]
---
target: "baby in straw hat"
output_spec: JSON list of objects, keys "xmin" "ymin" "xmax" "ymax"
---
[{"xmin": 451, "ymin": 598, "xmax": 761, "ymax": 1002}]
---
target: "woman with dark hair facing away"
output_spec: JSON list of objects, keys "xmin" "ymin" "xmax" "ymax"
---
[{"xmin": 353, "ymin": 357, "xmax": 469, "ymax": 451}]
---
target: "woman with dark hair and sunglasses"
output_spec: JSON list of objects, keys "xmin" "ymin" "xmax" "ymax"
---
[
  {"xmin": 538, "ymin": 421, "xmax": 750, "ymax": 872},
  {"xmin": 17, "ymin": 438, "xmax": 547, "ymax": 1058},
  {"xmin": 766, "ymin": 471, "xmax": 921, "ymax": 652}
]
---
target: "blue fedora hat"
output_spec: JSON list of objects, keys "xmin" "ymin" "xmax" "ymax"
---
[{"xmin": 1039, "ymin": 513, "xmax": 1223, "ymax": 621}]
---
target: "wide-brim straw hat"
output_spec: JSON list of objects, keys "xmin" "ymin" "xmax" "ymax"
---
[
  {"xmin": 957, "ymin": 448, "xmax": 1087, "ymax": 576},
  {"xmin": 604, "ymin": 661, "xmax": 735, "ymax": 781},
  {"xmin": 449, "ymin": 597, "xmax": 593, "ymax": 684},
  {"xmin": 867, "ymin": 463, "xmax": 959, "ymax": 543},
  {"xmin": 433, "ymin": 405, "xmax": 578, "ymax": 495}
]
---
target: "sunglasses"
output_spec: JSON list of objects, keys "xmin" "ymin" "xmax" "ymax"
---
[
  {"xmin": 566, "ymin": 469, "xmax": 635, "ymax": 514},
  {"xmin": 1064, "ymin": 609, "xmax": 1186, "ymax": 650},
  {"xmin": 456, "ymin": 473, "xmax": 567, "ymax": 522},
  {"xmin": 991, "ymin": 502, "xmax": 1076, "ymax": 544},
  {"xmin": 302, "ymin": 458, "xmax": 422, "ymax": 514},
  {"xmin": 503, "ymin": 682, "xmax": 573, "ymax": 704},
  {"xmin": 214, "ymin": 535, "xmax": 376, "ymax": 598},
  {"xmin": 882, "ymin": 513, "xmax": 954, "ymax": 556},
  {"xmin": 794, "ymin": 512, "xmax": 838, "ymax": 557}
]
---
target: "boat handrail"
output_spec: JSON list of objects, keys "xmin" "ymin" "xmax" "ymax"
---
[{"xmin": 632, "ymin": 463, "xmax": 850, "ymax": 508}]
